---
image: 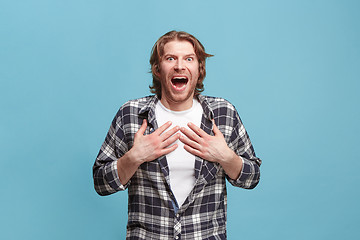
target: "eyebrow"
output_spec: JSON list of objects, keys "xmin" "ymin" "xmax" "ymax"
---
[{"xmin": 163, "ymin": 53, "xmax": 197, "ymax": 58}]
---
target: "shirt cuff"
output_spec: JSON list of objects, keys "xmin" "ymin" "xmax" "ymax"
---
[
  {"xmin": 107, "ymin": 160, "xmax": 130, "ymax": 191},
  {"xmin": 237, "ymin": 158, "xmax": 252, "ymax": 183},
  {"xmin": 227, "ymin": 157, "xmax": 258, "ymax": 188}
]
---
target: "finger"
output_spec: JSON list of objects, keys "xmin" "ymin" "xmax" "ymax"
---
[
  {"xmin": 179, "ymin": 134, "xmax": 202, "ymax": 150},
  {"xmin": 180, "ymin": 126, "xmax": 202, "ymax": 142},
  {"xmin": 187, "ymin": 122, "xmax": 207, "ymax": 137},
  {"xmin": 154, "ymin": 121, "xmax": 172, "ymax": 136},
  {"xmin": 212, "ymin": 120, "xmax": 222, "ymax": 136},
  {"xmin": 137, "ymin": 119, "xmax": 147, "ymax": 135},
  {"xmin": 160, "ymin": 125, "xmax": 180, "ymax": 141},
  {"xmin": 183, "ymin": 144, "xmax": 203, "ymax": 159},
  {"xmin": 162, "ymin": 133, "xmax": 181, "ymax": 148},
  {"xmin": 160, "ymin": 143, "xmax": 178, "ymax": 156}
]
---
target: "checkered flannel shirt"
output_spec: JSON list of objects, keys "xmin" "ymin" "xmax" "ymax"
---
[{"xmin": 93, "ymin": 94, "xmax": 261, "ymax": 239}]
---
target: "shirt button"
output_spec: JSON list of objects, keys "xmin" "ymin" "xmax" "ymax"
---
[
  {"xmin": 175, "ymin": 236, "xmax": 179, "ymax": 240},
  {"xmin": 176, "ymin": 214, "xmax": 180, "ymax": 218}
]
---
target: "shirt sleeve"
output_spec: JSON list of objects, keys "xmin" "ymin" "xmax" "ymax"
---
[
  {"xmin": 93, "ymin": 112, "xmax": 130, "ymax": 196},
  {"xmin": 226, "ymin": 111, "xmax": 261, "ymax": 189}
]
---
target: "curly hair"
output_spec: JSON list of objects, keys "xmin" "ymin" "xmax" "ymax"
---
[{"xmin": 149, "ymin": 31, "xmax": 213, "ymax": 97}]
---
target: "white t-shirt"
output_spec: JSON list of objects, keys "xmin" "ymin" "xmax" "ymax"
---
[{"xmin": 155, "ymin": 98, "xmax": 203, "ymax": 207}]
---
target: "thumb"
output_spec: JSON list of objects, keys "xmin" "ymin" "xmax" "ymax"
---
[
  {"xmin": 212, "ymin": 119, "xmax": 222, "ymax": 136},
  {"xmin": 137, "ymin": 119, "xmax": 148, "ymax": 135}
]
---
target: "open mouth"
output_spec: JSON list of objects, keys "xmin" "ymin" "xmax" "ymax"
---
[{"xmin": 171, "ymin": 77, "xmax": 188, "ymax": 90}]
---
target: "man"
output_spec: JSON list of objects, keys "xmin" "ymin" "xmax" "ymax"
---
[{"xmin": 93, "ymin": 30, "xmax": 261, "ymax": 239}]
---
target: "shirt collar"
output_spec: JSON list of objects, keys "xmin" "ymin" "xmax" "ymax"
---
[
  {"xmin": 138, "ymin": 94, "xmax": 214, "ymax": 125},
  {"xmin": 138, "ymin": 95, "xmax": 159, "ymax": 128},
  {"xmin": 196, "ymin": 94, "xmax": 214, "ymax": 121}
]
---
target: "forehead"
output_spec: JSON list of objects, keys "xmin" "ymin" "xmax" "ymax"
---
[{"xmin": 162, "ymin": 40, "xmax": 196, "ymax": 55}]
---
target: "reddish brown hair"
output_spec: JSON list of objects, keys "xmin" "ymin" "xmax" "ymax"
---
[{"xmin": 149, "ymin": 31, "xmax": 213, "ymax": 97}]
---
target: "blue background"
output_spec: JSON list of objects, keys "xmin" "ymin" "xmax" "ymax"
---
[{"xmin": 1, "ymin": 0, "xmax": 359, "ymax": 239}]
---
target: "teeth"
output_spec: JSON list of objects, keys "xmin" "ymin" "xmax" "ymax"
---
[{"xmin": 171, "ymin": 77, "xmax": 188, "ymax": 89}]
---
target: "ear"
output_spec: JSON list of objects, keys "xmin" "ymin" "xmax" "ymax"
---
[
  {"xmin": 198, "ymin": 61, "xmax": 204, "ymax": 79},
  {"xmin": 153, "ymin": 64, "xmax": 161, "ymax": 78}
]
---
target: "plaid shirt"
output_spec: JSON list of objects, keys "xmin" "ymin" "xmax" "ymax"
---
[{"xmin": 93, "ymin": 95, "xmax": 261, "ymax": 239}]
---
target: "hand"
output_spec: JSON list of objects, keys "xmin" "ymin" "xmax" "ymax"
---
[
  {"xmin": 179, "ymin": 121, "xmax": 234, "ymax": 163},
  {"xmin": 179, "ymin": 121, "xmax": 242, "ymax": 179},
  {"xmin": 129, "ymin": 119, "xmax": 180, "ymax": 164}
]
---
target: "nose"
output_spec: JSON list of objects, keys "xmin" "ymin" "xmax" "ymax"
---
[{"xmin": 174, "ymin": 59, "xmax": 185, "ymax": 70}]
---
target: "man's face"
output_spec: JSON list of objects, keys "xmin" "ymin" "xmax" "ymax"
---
[{"xmin": 158, "ymin": 40, "xmax": 200, "ymax": 111}]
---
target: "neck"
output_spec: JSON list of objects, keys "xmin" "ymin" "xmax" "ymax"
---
[{"xmin": 160, "ymin": 96, "xmax": 195, "ymax": 111}]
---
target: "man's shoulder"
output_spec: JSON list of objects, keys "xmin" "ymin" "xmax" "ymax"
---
[
  {"xmin": 200, "ymin": 95, "xmax": 236, "ymax": 111},
  {"xmin": 121, "ymin": 95, "xmax": 155, "ymax": 108},
  {"xmin": 114, "ymin": 95, "xmax": 156, "ymax": 117}
]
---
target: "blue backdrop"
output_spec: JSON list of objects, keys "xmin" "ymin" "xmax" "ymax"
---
[{"xmin": 1, "ymin": 0, "xmax": 359, "ymax": 239}]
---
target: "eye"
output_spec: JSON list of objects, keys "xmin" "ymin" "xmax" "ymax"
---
[
  {"xmin": 186, "ymin": 57, "xmax": 193, "ymax": 61},
  {"xmin": 167, "ymin": 57, "xmax": 175, "ymax": 61}
]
